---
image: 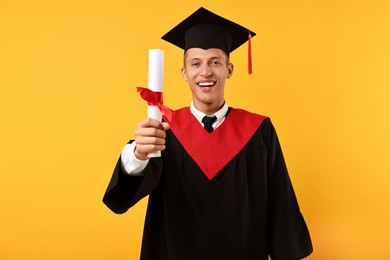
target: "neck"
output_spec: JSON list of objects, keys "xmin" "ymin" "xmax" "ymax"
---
[{"xmin": 193, "ymin": 101, "xmax": 225, "ymax": 115}]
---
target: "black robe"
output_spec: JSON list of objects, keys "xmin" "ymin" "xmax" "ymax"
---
[{"xmin": 103, "ymin": 107, "xmax": 313, "ymax": 260}]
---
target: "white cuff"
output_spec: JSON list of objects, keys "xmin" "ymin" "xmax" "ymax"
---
[{"xmin": 120, "ymin": 142, "xmax": 149, "ymax": 176}]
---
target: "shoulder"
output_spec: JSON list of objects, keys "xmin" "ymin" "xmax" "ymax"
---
[
  {"xmin": 171, "ymin": 107, "xmax": 190, "ymax": 119},
  {"xmin": 175, "ymin": 106, "xmax": 190, "ymax": 112},
  {"xmin": 229, "ymin": 107, "xmax": 277, "ymax": 142},
  {"xmin": 229, "ymin": 107, "xmax": 269, "ymax": 124},
  {"xmin": 227, "ymin": 107, "xmax": 275, "ymax": 140}
]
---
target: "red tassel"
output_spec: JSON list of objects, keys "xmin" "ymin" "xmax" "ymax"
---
[{"xmin": 248, "ymin": 31, "xmax": 253, "ymax": 75}]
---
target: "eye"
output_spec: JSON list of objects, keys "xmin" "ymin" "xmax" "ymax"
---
[
  {"xmin": 190, "ymin": 62, "xmax": 201, "ymax": 67},
  {"xmin": 210, "ymin": 60, "xmax": 222, "ymax": 66}
]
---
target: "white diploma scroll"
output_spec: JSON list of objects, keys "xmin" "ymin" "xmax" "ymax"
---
[{"xmin": 147, "ymin": 49, "xmax": 164, "ymax": 157}]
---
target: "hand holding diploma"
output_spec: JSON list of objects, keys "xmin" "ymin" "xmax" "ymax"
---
[
  {"xmin": 135, "ymin": 49, "xmax": 173, "ymax": 159},
  {"xmin": 134, "ymin": 118, "xmax": 170, "ymax": 160}
]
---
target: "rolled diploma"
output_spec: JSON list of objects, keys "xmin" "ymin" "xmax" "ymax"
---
[{"xmin": 147, "ymin": 49, "xmax": 164, "ymax": 157}]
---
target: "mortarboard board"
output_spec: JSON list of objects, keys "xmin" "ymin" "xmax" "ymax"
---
[{"xmin": 161, "ymin": 7, "xmax": 256, "ymax": 73}]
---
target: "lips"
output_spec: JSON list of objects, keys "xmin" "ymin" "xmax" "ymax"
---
[{"xmin": 197, "ymin": 81, "xmax": 216, "ymax": 87}]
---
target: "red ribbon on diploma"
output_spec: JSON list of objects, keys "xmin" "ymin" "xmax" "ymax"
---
[{"xmin": 137, "ymin": 87, "xmax": 174, "ymax": 123}]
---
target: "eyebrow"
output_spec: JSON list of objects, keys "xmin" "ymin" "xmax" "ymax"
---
[{"xmin": 189, "ymin": 56, "xmax": 223, "ymax": 62}]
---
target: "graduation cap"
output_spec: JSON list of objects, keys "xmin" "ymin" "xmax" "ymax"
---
[{"xmin": 161, "ymin": 7, "xmax": 256, "ymax": 74}]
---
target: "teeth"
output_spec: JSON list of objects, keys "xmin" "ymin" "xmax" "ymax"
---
[{"xmin": 198, "ymin": 82, "xmax": 215, "ymax": 86}]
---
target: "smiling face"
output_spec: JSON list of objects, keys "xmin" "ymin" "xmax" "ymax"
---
[{"xmin": 181, "ymin": 48, "xmax": 234, "ymax": 115}]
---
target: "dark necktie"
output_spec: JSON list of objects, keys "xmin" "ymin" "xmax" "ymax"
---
[{"xmin": 202, "ymin": 115, "xmax": 217, "ymax": 133}]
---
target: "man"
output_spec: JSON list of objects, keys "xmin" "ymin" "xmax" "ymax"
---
[{"xmin": 103, "ymin": 7, "xmax": 313, "ymax": 260}]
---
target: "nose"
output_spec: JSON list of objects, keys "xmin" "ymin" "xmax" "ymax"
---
[{"xmin": 200, "ymin": 65, "xmax": 213, "ymax": 77}]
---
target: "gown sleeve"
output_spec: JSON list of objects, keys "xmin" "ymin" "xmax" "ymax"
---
[
  {"xmin": 264, "ymin": 120, "xmax": 313, "ymax": 259},
  {"xmin": 102, "ymin": 142, "xmax": 163, "ymax": 214}
]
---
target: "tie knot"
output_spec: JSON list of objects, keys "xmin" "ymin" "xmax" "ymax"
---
[{"xmin": 202, "ymin": 115, "xmax": 217, "ymax": 133}]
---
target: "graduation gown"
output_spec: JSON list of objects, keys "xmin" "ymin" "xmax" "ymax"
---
[{"xmin": 103, "ymin": 107, "xmax": 313, "ymax": 260}]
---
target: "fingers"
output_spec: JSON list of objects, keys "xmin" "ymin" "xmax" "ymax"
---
[
  {"xmin": 135, "ymin": 120, "xmax": 167, "ymax": 139},
  {"xmin": 137, "ymin": 118, "xmax": 163, "ymax": 128},
  {"xmin": 134, "ymin": 118, "xmax": 171, "ymax": 160}
]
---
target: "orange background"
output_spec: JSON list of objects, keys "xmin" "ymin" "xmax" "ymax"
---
[{"xmin": 1, "ymin": 0, "xmax": 389, "ymax": 259}]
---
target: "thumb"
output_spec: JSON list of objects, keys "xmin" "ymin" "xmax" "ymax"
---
[{"xmin": 161, "ymin": 122, "xmax": 171, "ymax": 131}]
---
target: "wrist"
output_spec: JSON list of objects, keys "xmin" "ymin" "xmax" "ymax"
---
[{"xmin": 134, "ymin": 147, "xmax": 149, "ymax": 161}]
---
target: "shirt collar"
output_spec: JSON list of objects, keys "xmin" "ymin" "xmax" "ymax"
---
[{"xmin": 190, "ymin": 101, "xmax": 229, "ymax": 128}]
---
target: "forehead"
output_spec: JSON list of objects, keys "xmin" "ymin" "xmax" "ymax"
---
[{"xmin": 184, "ymin": 48, "xmax": 228, "ymax": 61}]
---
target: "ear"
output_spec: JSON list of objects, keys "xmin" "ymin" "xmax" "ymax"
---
[
  {"xmin": 227, "ymin": 63, "xmax": 234, "ymax": 79},
  {"xmin": 181, "ymin": 67, "xmax": 188, "ymax": 82}
]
